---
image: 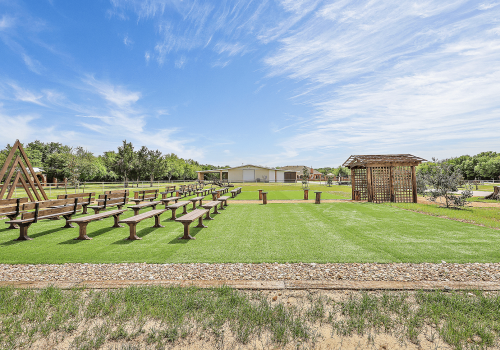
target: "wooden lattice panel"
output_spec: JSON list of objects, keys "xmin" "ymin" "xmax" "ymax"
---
[
  {"xmin": 353, "ymin": 168, "xmax": 367, "ymax": 200},
  {"xmin": 371, "ymin": 167, "xmax": 391, "ymax": 203},
  {"xmin": 393, "ymin": 166, "xmax": 413, "ymax": 203}
]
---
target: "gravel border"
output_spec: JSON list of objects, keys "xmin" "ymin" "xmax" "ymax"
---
[{"xmin": 1, "ymin": 263, "xmax": 499, "ymax": 283}]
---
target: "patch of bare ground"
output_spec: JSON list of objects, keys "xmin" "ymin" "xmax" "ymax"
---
[{"xmin": 7, "ymin": 288, "xmax": 498, "ymax": 350}]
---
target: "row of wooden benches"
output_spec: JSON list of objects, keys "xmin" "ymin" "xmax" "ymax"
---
[{"xmin": 1, "ymin": 186, "xmax": 234, "ymax": 241}]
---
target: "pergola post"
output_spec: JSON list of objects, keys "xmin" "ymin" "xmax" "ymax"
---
[
  {"xmin": 219, "ymin": 170, "xmax": 222, "ymax": 181},
  {"xmin": 350, "ymin": 168, "xmax": 355, "ymax": 200},
  {"xmin": 389, "ymin": 166, "xmax": 394, "ymax": 202},
  {"xmin": 411, "ymin": 166, "xmax": 417, "ymax": 203},
  {"xmin": 198, "ymin": 172, "xmax": 204, "ymax": 181},
  {"xmin": 366, "ymin": 167, "xmax": 373, "ymax": 202}
]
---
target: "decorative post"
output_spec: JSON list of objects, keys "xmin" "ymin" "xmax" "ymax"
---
[
  {"xmin": 304, "ymin": 189, "xmax": 309, "ymax": 200},
  {"xmin": 262, "ymin": 192, "xmax": 268, "ymax": 204},
  {"xmin": 258, "ymin": 189, "xmax": 263, "ymax": 200},
  {"xmin": 314, "ymin": 191, "xmax": 321, "ymax": 204},
  {"xmin": 411, "ymin": 166, "xmax": 417, "ymax": 203}
]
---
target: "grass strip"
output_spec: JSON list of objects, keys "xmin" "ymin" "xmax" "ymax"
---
[
  {"xmin": 384, "ymin": 202, "xmax": 500, "ymax": 230},
  {"xmin": 1, "ymin": 286, "xmax": 499, "ymax": 349}
]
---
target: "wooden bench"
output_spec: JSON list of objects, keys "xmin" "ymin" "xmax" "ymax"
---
[
  {"xmin": 128, "ymin": 201, "xmax": 162, "ymax": 216},
  {"xmin": 118, "ymin": 209, "xmax": 168, "ymax": 240},
  {"xmin": 88, "ymin": 192, "xmax": 128, "ymax": 214},
  {"xmin": 57, "ymin": 192, "xmax": 95, "ymax": 214},
  {"xmin": 161, "ymin": 185, "xmax": 177, "ymax": 198},
  {"xmin": 160, "ymin": 196, "xmax": 181, "ymax": 208},
  {"xmin": 200, "ymin": 201, "xmax": 222, "ymax": 220},
  {"xmin": 167, "ymin": 201, "xmax": 190, "ymax": 220},
  {"xmin": 67, "ymin": 209, "xmax": 126, "ymax": 240},
  {"xmin": 217, "ymin": 196, "xmax": 230, "ymax": 209},
  {"xmin": 189, "ymin": 196, "xmax": 204, "ymax": 210},
  {"xmin": 175, "ymin": 209, "xmax": 209, "ymax": 240},
  {"xmin": 0, "ymin": 197, "xmax": 29, "ymax": 229},
  {"xmin": 230, "ymin": 187, "xmax": 241, "ymax": 198},
  {"xmin": 6, "ymin": 198, "xmax": 81, "ymax": 240},
  {"xmin": 131, "ymin": 189, "xmax": 158, "ymax": 205}
]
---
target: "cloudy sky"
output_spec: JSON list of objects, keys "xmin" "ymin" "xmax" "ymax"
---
[{"xmin": 0, "ymin": 0, "xmax": 499, "ymax": 167}]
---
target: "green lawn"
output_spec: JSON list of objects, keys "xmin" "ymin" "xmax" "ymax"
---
[
  {"xmin": 1, "ymin": 202, "xmax": 499, "ymax": 264},
  {"xmin": 231, "ymin": 190, "xmax": 350, "ymax": 200}
]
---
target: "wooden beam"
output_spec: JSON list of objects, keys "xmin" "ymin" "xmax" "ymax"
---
[
  {"xmin": 17, "ymin": 142, "xmax": 48, "ymax": 200},
  {"xmin": 0, "ymin": 156, "xmax": 21, "ymax": 199},
  {"xmin": 350, "ymin": 168, "xmax": 355, "ymax": 200},
  {"xmin": 0, "ymin": 140, "xmax": 21, "ymax": 185},
  {"xmin": 411, "ymin": 166, "xmax": 417, "ymax": 203},
  {"xmin": 389, "ymin": 166, "xmax": 394, "ymax": 202},
  {"xmin": 367, "ymin": 167, "xmax": 373, "ymax": 202}
]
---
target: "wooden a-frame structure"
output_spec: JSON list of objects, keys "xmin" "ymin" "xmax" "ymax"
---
[{"xmin": 0, "ymin": 140, "xmax": 48, "ymax": 201}]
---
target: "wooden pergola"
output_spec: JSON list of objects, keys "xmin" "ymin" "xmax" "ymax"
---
[{"xmin": 342, "ymin": 154, "xmax": 426, "ymax": 203}]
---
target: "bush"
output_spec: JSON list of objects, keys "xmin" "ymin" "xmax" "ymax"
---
[{"xmin": 417, "ymin": 159, "xmax": 472, "ymax": 208}]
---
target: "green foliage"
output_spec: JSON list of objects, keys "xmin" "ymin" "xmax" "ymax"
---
[
  {"xmin": 417, "ymin": 159, "xmax": 473, "ymax": 208},
  {"xmin": 301, "ymin": 166, "xmax": 309, "ymax": 189}
]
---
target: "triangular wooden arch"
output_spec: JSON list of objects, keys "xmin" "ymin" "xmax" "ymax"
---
[{"xmin": 0, "ymin": 140, "xmax": 48, "ymax": 200}]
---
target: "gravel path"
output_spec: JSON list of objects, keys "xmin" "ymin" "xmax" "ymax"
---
[{"xmin": 2, "ymin": 263, "xmax": 499, "ymax": 282}]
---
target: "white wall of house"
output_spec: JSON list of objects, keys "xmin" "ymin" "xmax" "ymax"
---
[
  {"xmin": 276, "ymin": 171, "xmax": 285, "ymax": 182},
  {"xmin": 269, "ymin": 170, "xmax": 275, "ymax": 182}
]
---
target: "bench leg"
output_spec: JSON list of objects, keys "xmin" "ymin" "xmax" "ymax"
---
[
  {"xmin": 152, "ymin": 204, "xmax": 157, "ymax": 210},
  {"xmin": 174, "ymin": 198, "xmax": 179, "ymax": 203},
  {"xmin": 112, "ymin": 215, "xmax": 124, "ymax": 228},
  {"xmin": 15, "ymin": 223, "xmax": 33, "ymax": 241},
  {"xmin": 218, "ymin": 201, "xmax": 225, "ymax": 210},
  {"xmin": 126, "ymin": 223, "xmax": 141, "ymax": 240},
  {"xmin": 182, "ymin": 205, "xmax": 188, "ymax": 215},
  {"xmin": 153, "ymin": 215, "xmax": 164, "ymax": 228},
  {"xmin": 223, "ymin": 199, "xmax": 228, "ymax": 207},
  {"xmin": 195, "ymin": 216, "xmax": 207, "ymax": 228},
  {"xmin": 200, "ymin": 199, "xmax": 203, "ymax": 206},
  {"xmin": 192, "ymin": 202, "xmax": 197, "ymax": 210},
  {"xmin": 213, "ymin": 205, "xmax": 220, "ymax": 215},
  {"xmin": 74, "ymin": 223, "xmax": 91, "ymax": 240},
  {"xmin": 205, "ymin": 210, "xmax": 214, "ymax": 220},
  {"xmin": 92, "ymin": 209, "xmax": 101, "ymax": 215},
  {"xmin": 82, "ymin": 205, "xmax": 88, "ymax": 215},
  {"xmin": 133, "ymin": 209, "xmax": 139, "ymax": 216},
  {"xmin": 62, "ymin": 215, "xmax": 75, "ymax": 228},
  {"xmin": 179, "ymin": 222, "xmax": 195, "ymax": 240},
  {"xmin": 170, "ymin": 208, "xmax": 177, "ymax": 220}
]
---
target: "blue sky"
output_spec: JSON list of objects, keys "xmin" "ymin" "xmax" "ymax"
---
[{"xmin": 0, "ymin": 0, "xmax": 499, "ymax": 167}]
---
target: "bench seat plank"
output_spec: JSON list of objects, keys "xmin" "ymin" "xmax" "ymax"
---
[
  {"xmin": 167, "ymin": 201, "xmax": 190, "ymax": 220},
  {"xmin": 175, "ymin": 209, "xmax": 209, "ymax": 240},
  {"xmin": 217, "ymin": 196, "xmax": 230, "ymax": 209},
  {"xmin": 118, "ymin": 209, "xmax": 168, "ymax": 240},
  {"xmin": 160, "ymin": 197, "xmax": 180, "ymax": 208},
  {"xmin": 188, "ymin": 196, "xmax": 204, "ymax": 210},
  {"xmin": 68, "ymin": 209, "xmax": 126, "ymax": 240},
  {"xmin": 128, "ymin": 201, "xmax": 162, "ymax": 215}
]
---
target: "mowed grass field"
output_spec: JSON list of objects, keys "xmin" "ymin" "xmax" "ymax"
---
[{"xmin": 1, "ymin": 202, "xmax": 500, "ymax": 264}]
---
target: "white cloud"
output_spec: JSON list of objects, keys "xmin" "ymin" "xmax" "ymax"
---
[
  {"xmin": 123, "ymin": 35, "xmax": 134, "ymax": 46},
  {"xmin": 84, "ymin": 76, "xmax": 141, "ymax": 108},
  {"xmin": 175, "ymin": 55, "xmax": 186, "ymax": 68},
  {"xmin": 0, "ymin": 15, "xmax": 15, "ymax": 30},
  {"xmin": 22, "ymin": 53, "xmax": 44, "ymax": 74},
  {"xmin": 9, "ymin": 84, "xmax": 46, "ymax": 106}
]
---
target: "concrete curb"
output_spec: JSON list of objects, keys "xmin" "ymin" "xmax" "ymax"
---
[{"xmin": 1, "ymin": 280, "xmax": 499, "ymax": 290}]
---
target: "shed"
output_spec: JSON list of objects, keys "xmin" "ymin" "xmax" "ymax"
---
[{"xmin": 342, "ymin": 154, "xmax": 426, "ymax": 203}]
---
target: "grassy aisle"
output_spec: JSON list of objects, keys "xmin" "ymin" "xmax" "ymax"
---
[{"xmin": 1, "ymin": 202, "xmax": 499, "ymax": 264}]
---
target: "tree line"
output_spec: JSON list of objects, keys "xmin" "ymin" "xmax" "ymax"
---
[
  {"xmin": 0, "ymin": 140, "xmax": 226, "ymax": 186},
  {"xmin": 418, "ymin": 151, "xmax": 500, "ymax": 180}
]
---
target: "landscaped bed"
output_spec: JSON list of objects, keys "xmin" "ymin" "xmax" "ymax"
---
[{"xmin": 1, "ymin": 202, "xmax": 499, "ymax": 264}]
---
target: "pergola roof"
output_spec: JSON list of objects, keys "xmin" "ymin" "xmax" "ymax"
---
[{"xmin": 342, "ymin": 154, "xmax": 426, "ymax": 168}]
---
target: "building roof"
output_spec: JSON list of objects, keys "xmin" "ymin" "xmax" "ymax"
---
[
  {"xmin": 280, "ymin": 166, "xmax": 322, "ymax": 175},
  {"xmin": 228, "ymin": 164, "xmax": 282, "ymax": 171},
  {"xmin": 342, "ymin": 154, "xmax": 427, "ymax": 168}
]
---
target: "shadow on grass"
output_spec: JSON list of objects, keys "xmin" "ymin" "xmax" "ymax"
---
[
  {"xmin": 112, "ymin": 226, "xmax": 158, "ymax": 244},
  {"xmin": 0, "ymin": 226, "xmax": 69, "ymax": 245},
  {"xmin": 58, "ymin": 226, "xmax": 116, "ymax": 244},
  {"xmin": 168, "ymin": 227, "xmax": 203, "ymax": 244}
]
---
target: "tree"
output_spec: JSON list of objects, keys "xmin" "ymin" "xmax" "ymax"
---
[
  {"xmin": 301, "ymin": 166, "xmax": 309, "ymax": 189},
  {"xmin": 475, "ymin": 156, "xmax": 500, "ymax": 180},
  {"xmin": 163, "ymin": 154, "xmax": 182, "ymax": 182},
  {"xmin": 137, "ymin": 146, "xmax": 166, "ymax": 185},
  {"xmin": 417, "ymin": 158, "xmax": 472, "ymax": 208},
  {"xmin": 114, "ymin": 140, "xmax": 136, "ymax": 187}
]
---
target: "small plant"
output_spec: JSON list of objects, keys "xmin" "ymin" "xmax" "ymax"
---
[
  {"xmin": 326, "ymin": 175, "xmax": 333, "ymax": 187},
  {"xmin": 301, "ymin": 167, "xmax": 310, "ymax": 190}
]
